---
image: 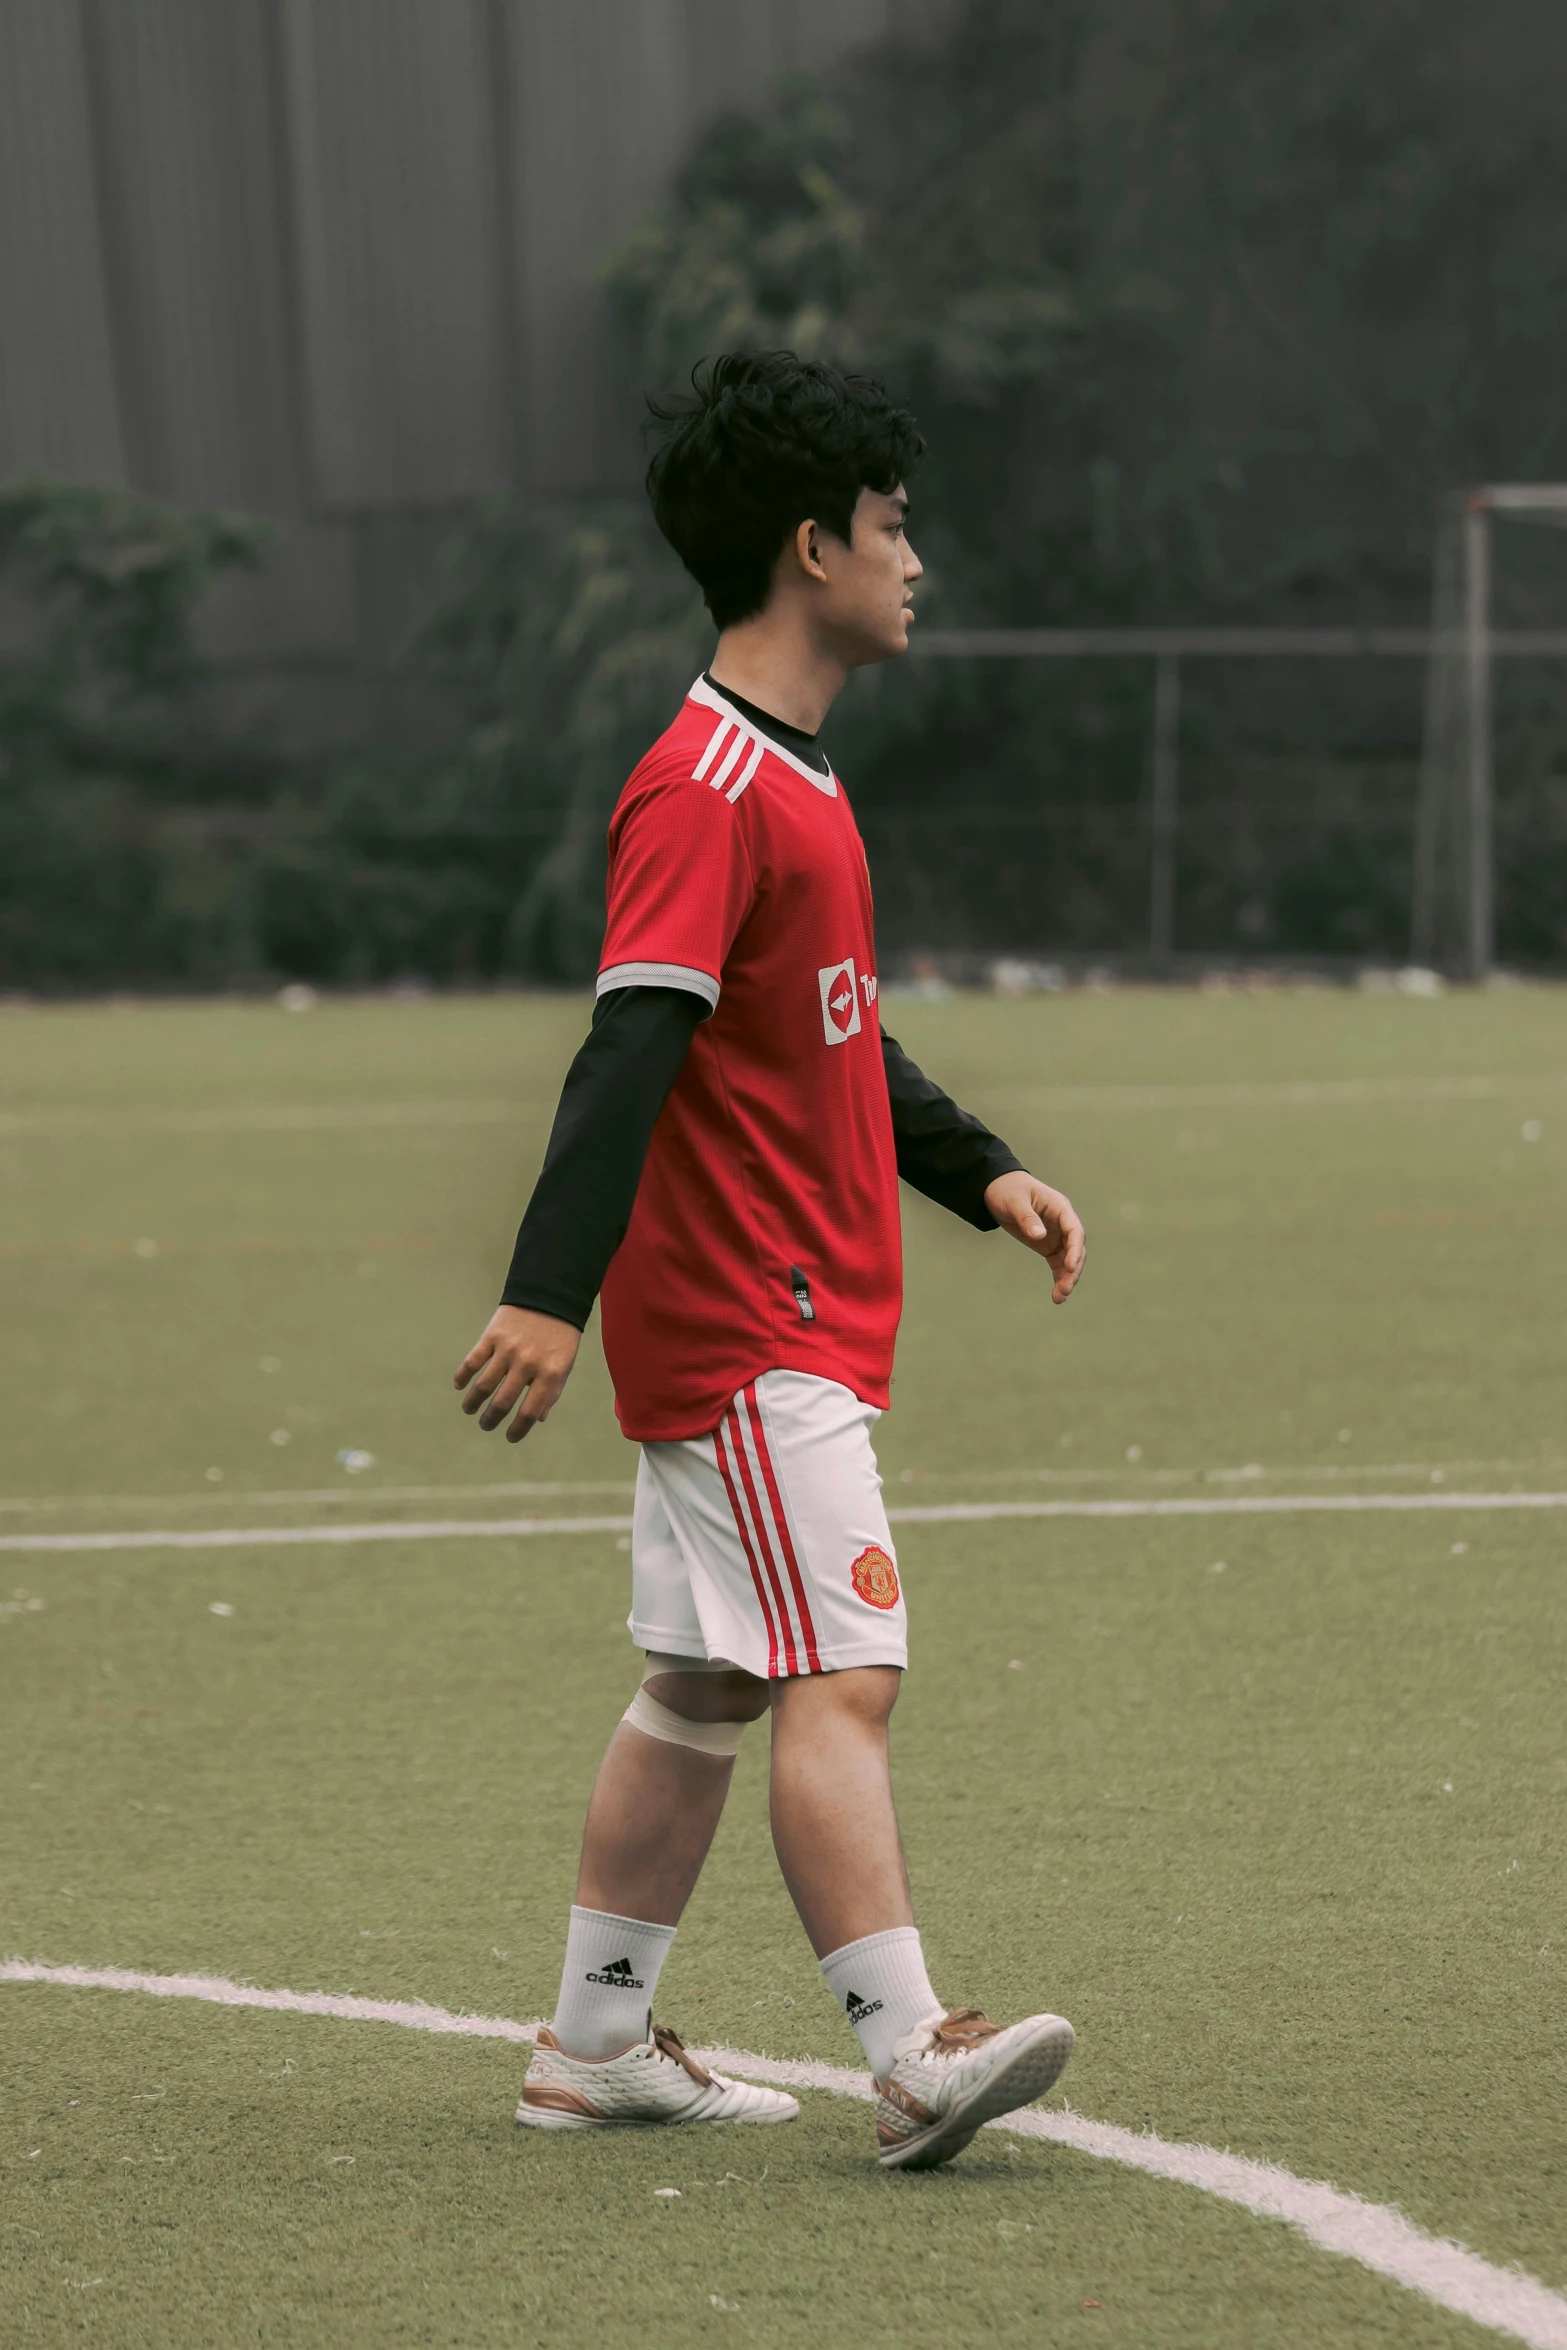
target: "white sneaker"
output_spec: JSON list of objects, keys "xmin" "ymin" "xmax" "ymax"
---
[
  {"xmin": 516, "ymin": 2023, "xmax": 799, "ymax": 2131},
  {"xmin": 875, "ymin": 2006, "xmax": 1074, "ymax": 2171}
]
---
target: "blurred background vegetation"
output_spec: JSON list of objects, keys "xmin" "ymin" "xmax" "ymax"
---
[{"xmin": 4, "ymin": 0, "xmax": 1567, "ymax": 990}]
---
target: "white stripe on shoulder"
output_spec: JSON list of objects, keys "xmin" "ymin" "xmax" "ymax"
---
[
  {"xmin": 691, "ymin": 716, "xmax": 733, "ymax": 782},
  {"xmin": 708, "ymin": 727, "xmax": 752, "ymax": 794},
  {"xmin": 596, "ymin": 962, "xmax": 720, "ymax": 1012},
  {"xmin": 686, "ymin": 676, "xmax": 838, "ymax": 797},
  {"xmin": 726, "ymin": 739, "xmax": 765, "ymax": 803}
]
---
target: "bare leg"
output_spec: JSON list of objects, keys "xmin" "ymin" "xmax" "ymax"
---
[
  {"xmin": 574, "ymin": 1667, "xmax": 769, "ymax": 1927},
  {"xmin": 769, "ymin": 1666, "xmax": 913, "ymax": 1956}
]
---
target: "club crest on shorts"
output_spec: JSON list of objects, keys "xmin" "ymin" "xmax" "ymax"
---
[{"xmin": 849, "ymin": 1544, "xmax": 900, "ymax": 1609}]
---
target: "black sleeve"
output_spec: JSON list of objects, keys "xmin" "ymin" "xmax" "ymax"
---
[
  {"xmin": 499, "ymin": 986, "xmax": 705, "ymax": 1329},
  {"xmin": 881, "ymin": 1027, "xmax": 1024, "ymax": 1230}
]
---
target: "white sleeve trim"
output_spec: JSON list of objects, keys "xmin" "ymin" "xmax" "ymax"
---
[{"xmin": 596, "ymin": 960, "xmax": 720, "ymax": 1014}]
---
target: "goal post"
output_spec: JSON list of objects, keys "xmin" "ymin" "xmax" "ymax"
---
[{"xmin": 1414, "ymin": 484, "xmax": 1567, "ymax": 979}]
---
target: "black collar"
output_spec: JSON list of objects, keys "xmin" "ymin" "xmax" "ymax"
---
[{"xmin": 702, "ymin": 672, "xmax": 830, "ymax": 776}]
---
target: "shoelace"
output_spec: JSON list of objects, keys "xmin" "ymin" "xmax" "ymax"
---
[
  {"xmin": 651, "ymin": 2022, "xmax": 714, "ymax": 2087},
  {"xmin": 927, "ymin": 2007, "xmax": 1001, "ymax": 2056}
]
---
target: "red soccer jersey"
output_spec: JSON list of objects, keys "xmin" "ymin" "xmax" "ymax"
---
[{"xmin": 596, "ymin": 676, "xmax": 901, "ymax": 1441}]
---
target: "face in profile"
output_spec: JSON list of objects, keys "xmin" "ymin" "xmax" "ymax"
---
[{"xmin": 807, "ymin": 485, "xmax": 923, "ymax": 667}]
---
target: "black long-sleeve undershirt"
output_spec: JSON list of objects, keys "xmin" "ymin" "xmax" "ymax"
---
[
  {"xmin": 880, "ymin": 1027, "xmax": 1023, "ymax": 1225},
  {"xmin": 500, "ymin": 989, "xmax": 1024, "ymax": 1331},
  {"xmin": 500, "ymin": 985, "xmax": 704, "ymax": 1330}
]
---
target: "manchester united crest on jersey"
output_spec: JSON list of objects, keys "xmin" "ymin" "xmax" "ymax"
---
[{"xmin": 850, "ymin": 1544, "xmax": 900, "ymax": 1609}]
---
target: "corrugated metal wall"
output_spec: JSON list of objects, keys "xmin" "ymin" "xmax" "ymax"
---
[
  {"xmin": 0, "ymin": 0, "xmax": 939, "ymax": 671},
  {"xmin": 0, "ymin": 0, "xmax": 126, "ymax": 481},
  {"xmin": 279, "ymin": 0, "xmax": 514, "ymax": 505}
]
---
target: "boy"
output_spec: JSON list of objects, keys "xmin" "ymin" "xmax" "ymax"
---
[{"xmin": 454, "ymin": 351, "xmax": 1086, "ymax": 2170}]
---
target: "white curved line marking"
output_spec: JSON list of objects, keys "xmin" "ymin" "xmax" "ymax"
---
[
  {"xmin": 3, "ymin": 1490, "xmax": 1565, "ymax": 1556},
  {"xmin": 4, "ymin": 1961, "xmax": 1564, "ymax": 2347},
  {"xmin": 1, "ymin": 1959, "xmax": 538, "ymax": 2038}
]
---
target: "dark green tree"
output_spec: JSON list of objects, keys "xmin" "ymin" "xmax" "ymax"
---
[{"xmin": 0, "ymin": 482, "xmax": 269, "ymax": 987}]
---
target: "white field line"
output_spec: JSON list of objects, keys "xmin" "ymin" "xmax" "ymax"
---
[
  {"xmin": 2, "ymin": 1461, "xmax": 1552, "ymax": 1518},
  {"xmin": 2, "ymin": 1070, "xmax": 1560, "ymax": 1142},
  {"xmin": 1012, "ymin": 1072, "xmax": 1566, "ymax": 1113},
  {"xmin": 4, "ymin": 1490, "xmax": 1567, "ymax": 1557},
  {"xmin": 940, "ymin": 1458, "xmax": 1557, "ymax": 1490},
  {"xmin": 0, "ymin": 1514, "xmax": 636, "ymax": 1555},
  {"xmin": 0, "ymin": 1959, "xmax": 539, "ymax": 2040},
  {"xmin": 4, "ymin": 1961, "xmax": 1564, "ymax": 2350},
  {"xmin": 1010, "ymin": 1076, "xmax": 1559, "ymax": 1109},
  {"xmin": 0, "ymin": 1099, "xmax": 525, "ymax": 1140},
  {"xmin": 0, "ymin": 1480, "xmax": 637, "ymax": 1518},
  {"xmin": 890, "ymin": 1491, "xmax": 1567, "ymax": 1525}
]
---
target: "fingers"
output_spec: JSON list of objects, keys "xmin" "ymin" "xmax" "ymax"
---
[
  {"xmin": 505, "ymin": 1368, "xmax": 567, "ymax": 1443},
  {"xmin": 475, "ymin": 1357, "xmax": 535, "ymax": 1433},
  {"xmin": 995, "ymin": 1192, "xmax": 1048, "ymax": 1244},
  {"xmin": 457, "ymin": 1309, "xmax": 580, "ymax": 1439},
  {"xmin": 1049, "ymin": 1200, "xmax": 1087, "ymax": 1302},
  {"xmin": 452, "ymin": 1332, "xmax": 495, "ymax": 1391},
  {"xmin": 465, "ymin": 1344, "xmax": 560, "ymax": 1432},
  {"xmin": 1025, "ymin": 1182, "xmax": 1084, "ymax": 1303},
  {"xmin": 465, "ymin": 1353, "xmax": 539, "ymax": 1434},
  {"xmin": 460, "ymin": 1344, "xmax": 515, "ymax": 1419}
]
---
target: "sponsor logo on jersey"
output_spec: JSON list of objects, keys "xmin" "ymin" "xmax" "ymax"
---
[
  {"xmin": 818, "ymin": 957, "xmax": 863, "ymax": 1044},
  {"xmin": 586, "ymin": 1956, "xmax": 645, "ymax": 1988},
  {"xmin": 849, "ymin": 1545, "xmax": 900, "ymax": 1610}
]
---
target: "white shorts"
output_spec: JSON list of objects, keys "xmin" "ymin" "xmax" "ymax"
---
[{"xmin": 629, "ymin": 1370, "xmax": 907, "ymax": 1679}]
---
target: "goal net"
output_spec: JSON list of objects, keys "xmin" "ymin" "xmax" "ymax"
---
[{"xmin": 1414, "ymin": 485, "xmax": 1567, "ymax": 977}]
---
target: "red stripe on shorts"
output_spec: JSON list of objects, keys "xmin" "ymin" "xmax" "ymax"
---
[
  {"xmin": 713, "ymin": 1412, "xmax": 780, "ymax": 1677},
  {"xmin": 743, "ymin": 1383, "xmax": 823, "ymax": 1673},
  {"xmin": 725, "ymin": 1397, "xmax": 801, "ymax": 1676}
]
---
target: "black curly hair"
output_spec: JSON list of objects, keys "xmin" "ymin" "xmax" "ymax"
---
[{"xmin": 645, "ymin": 350, "xmax": 925, "ymax": 629}]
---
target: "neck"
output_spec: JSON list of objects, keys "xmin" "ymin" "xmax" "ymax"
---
[{"xmin": 707, "ymin": 607, "xmax": 847, "ymax": 735}]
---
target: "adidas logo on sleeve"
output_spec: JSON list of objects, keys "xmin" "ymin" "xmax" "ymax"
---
[{"xmin": 586, "ymin": 1956, "xmax": 646, "ymax": 1989}]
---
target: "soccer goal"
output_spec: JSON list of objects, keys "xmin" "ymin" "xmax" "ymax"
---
[{"xmin": 1413, "ymin": 484, "xmax": 1567, "ymax": 979}]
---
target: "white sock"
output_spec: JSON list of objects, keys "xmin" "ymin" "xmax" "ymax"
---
[
  {"xmin": 549, "ymin": 1904, "xmax": 676, "ymax": 2060},
  {"xmin": 820, "ymin": 1927, "xmax": 943, "ymax": 2082}
]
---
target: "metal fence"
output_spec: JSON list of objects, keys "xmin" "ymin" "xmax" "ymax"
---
[{"xmin": 908, "ymin": 625, "xmax": 1567, "ymax": 975}]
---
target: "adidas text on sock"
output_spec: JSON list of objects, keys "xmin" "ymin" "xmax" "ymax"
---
[
  {"xmin": 549, "ymin": 1904, "xmax": 676, "ymax": 2061},
  {"xmin": 820, "ymin": 1926, "xmax": 942, "ymax": 2082}
]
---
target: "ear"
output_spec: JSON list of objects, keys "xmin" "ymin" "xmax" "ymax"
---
[{"xmin": 793, "ymin": 518, "xmax": 830, "ymax": 584}]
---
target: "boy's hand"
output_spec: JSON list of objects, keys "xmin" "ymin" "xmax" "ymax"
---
[
  {"xmin": 983, "ymin": 1171, "xmax": 1087, "ymax": 1303},
  {"xmin": 453, "ymin": 1306, "xmax": 581, "ymax": 1442}
]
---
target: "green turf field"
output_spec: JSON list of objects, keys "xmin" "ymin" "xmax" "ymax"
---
[{"xmin": 3, "ymin": 985, "xmax": 1564, "ymax": 2349}]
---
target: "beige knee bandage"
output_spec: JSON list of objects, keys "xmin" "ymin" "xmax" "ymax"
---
[{"xmin": 621, "ymin": 1652, "xmax": 754, "ymax": 1758}]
